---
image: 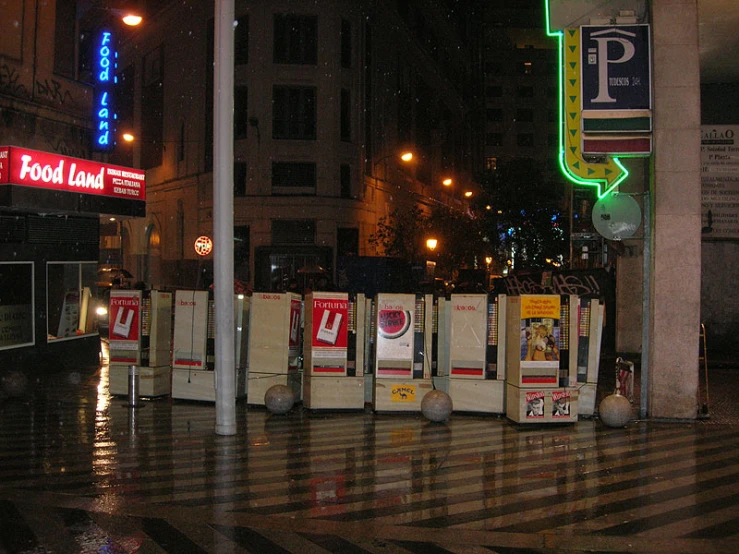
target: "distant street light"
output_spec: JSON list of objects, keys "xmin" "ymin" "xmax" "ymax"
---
[
  {"xmin": 442, "ymin": 178, "xmax": 452, "ymax": 186},
  {"xmin": 426, "ymin": 238, "xmax": 438, "ymax": 251}
]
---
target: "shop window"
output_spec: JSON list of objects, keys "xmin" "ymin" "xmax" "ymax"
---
[
  {"xmin": 272, "ymin": 86, "xmax": 317, "ymax": 140},
  {"xmin": 273, "ymin": 14, "xmax": 317, "ymax": 65},
  {"xmin": 46, "ymin": 262, "xmax": 98, "ymax": 341},
  {"xmin": 0, "ymin": 262, "xmax": 34, "ymax": 350}
]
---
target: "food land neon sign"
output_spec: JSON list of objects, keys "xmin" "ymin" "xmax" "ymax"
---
[
  {"xmin": 93, "ymin": 29, "xmax": 117, "ymax": 152},
  {"xmin": 0, "ymin": 146, "xmax": 146, "ymax": 201}
]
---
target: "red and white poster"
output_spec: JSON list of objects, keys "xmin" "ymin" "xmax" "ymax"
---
[
  {"xmin": 311, "ymin": 297, "xmax": 348, "ymax": 349},
  {"xmin": 108, "ymin": 290, "xmax": 141, "ymax": 350}
]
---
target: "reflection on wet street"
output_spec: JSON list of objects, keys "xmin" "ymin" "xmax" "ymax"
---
[{"xmin": 1, "ymin": 351, "xmax": 739, "ymax": 553}]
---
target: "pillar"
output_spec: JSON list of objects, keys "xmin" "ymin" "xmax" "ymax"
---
[{"xmin": 649, "ymin": 0, "xmax": 702, "ymax": 419}]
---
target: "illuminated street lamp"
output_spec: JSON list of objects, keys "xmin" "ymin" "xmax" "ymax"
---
[
  {"xmin": 426, "ymin": 238, "xmax": 438, "ymax": 251},
  {"xmin": 464, "ymin": 191, "xmax": 473, "ymax": 198},
  {"xmin": 442, "ymin": 178, "xmax": 453, "ymax": 186},
  {"xmin": 122, "ymin": 132, "xmax": 135, "ymax": 142}
]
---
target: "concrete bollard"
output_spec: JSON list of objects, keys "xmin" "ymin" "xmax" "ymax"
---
[{"xmin": 128, "ymin": 364, "xmax": 140, "ymax": 408}]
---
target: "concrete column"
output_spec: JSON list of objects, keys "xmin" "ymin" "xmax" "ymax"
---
[{"xmin": 649, "ymin": 0, "xmax": 702, "ymax": 419}]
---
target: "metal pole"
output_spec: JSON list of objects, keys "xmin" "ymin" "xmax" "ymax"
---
[
  {"xmin": 127, "ymin": 364, "xmax": 140, "ymax": 408},
  {"xmin": 640, "ymin": 191, "xmax": 650, "ymax": 419},
  {"xmin": 214, "ymin": 0, "xmax": 236, "ymax": 435}
]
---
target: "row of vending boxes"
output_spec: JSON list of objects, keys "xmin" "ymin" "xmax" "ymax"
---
[{"xmin": 106, "ymin": 290, "xmax": 604, "ymax": 423}]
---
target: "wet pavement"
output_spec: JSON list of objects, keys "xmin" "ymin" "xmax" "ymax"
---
[{"xmin": 1, "ymin": 342, "xmax": 738, "ymax": 554}]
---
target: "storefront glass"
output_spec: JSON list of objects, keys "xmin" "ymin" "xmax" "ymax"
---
[
  {"xmin": 47, "ymin": 262, "xmax": 99, "ymax": 340},
  {"xmin": 0, "ymin": 262, "xmax": 35, "ymax": 350}
]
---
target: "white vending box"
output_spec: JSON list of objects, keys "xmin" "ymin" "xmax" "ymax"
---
[
  {"xmin": 246, "ymin": 292, "xmax": 303, "ymax": 405},
  {"xmin": 505, "ymin": 294, "xmax": 579, "ymax": 424},
  {"xmin": 372, "ymin": 293, "xmax": 434, "ymax": 412},
  {"xmin": 447, "ymin": 293, "xmax": 507, "ymax": 414},
  {"xmin": 303, "ymin": 292, "xmax": 365, "ymax": 410},
  {"xmin": 171, "ymin": 291, "xmax": 250, "ymax": 402},
  {"xmin": 576, "ymin": 297, "xmax": 604, "ymax": 416},
  {"xmin": 109, "ymin": 289, "xmax": 172, "ymax": 397}
]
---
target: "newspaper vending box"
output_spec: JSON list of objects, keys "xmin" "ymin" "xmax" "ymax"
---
[
  {"xmin": 447, "ymin": 293, "xmax": 507, "ymax": 413},
  {"xmin": 171, "ymin": 290, "xmax": 250, "ymax": 402},
  {"xmin": 372, "ymin": 293, "xmax": 434, "ymax": 412},
  {"xmin": 505, "ymin": 294, "xmax": 579, "ymax": 423},
  {"xmin": 108, "ymin": 289, "xmax": 172, "ymax": 397},
  {"xmin": 303, "ymin": 292, "xmax": 366, "ymax": 409},
  {"xmin": 246, "ymin": 292, "xmax": 303, "ymax": 405}
]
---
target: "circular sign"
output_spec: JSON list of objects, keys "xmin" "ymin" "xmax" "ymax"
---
[
  {"xmin": 378, "ymin": 309, "xmax": 412, "ymax": 339},
  {"xmin": 592, "ymin": 193, "xmax": 642, "ymax": 241},
  {"xmin": 194, "ymin": 235, "xmax": 213, "ymax": 256}
]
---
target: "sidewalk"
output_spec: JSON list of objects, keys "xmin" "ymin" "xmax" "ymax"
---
[{"xmin": 1, "ymin": 346, "xmax": 738, "ymax": 553}]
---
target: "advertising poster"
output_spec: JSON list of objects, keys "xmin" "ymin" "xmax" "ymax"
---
[
  {"xmin": 375, "ymin": 294, "xmax": 415, "ymax": 377},
  {"xmin": 172, "ymin": 290, "xmax": 208, "ymax": 368},
  {"xmin": 701, "ymin": 125, "xmax": 739, "ymax": 239},
  {"xmin": 525, "ymin": 391, "xmax": 545, "ymax": 419},
  {"xmin": 519, "ymin": 295, "xmax": 561, "ymax": 369},
  {"xmin": 310, "ymin": 296, "xmax": 348, "ymax": 364},
  {"xmin": 552, "ymin": 390, "xmax": 572, "ymax": 418},
  {"xmin": 108, "ymin": 290, "xmax": 141, "ymax": 350},
  {"xmin": 56, "ymin": 289, "xmax": 81, "ymax": 338}
]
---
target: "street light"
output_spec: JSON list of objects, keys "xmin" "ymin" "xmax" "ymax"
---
[
  {"xmin": 426, "ymin": 238, "xmax": 438, "ymax": 251},
  {"xmin": 442, "ymin": 178, "xmax": 453, "ymax": 187},
  {"xmin": 426, "ymin": 238, "xmax": 438, "ymax": 280},
  {"xmin": 373, "ymin": 150, "xmax": 415, "ymax": 169}
]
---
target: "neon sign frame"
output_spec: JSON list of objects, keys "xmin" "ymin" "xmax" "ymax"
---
[{"xmin": 93, "ymin": 29, "xmax": 118, "ymax": 152}]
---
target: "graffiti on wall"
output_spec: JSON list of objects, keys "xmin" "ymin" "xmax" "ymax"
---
[
  {"xmin": 492, "ymin": 269, "xmax": 612, "ymax": 299},
  {"xmin": 0, "ymin": 63, "xmax": 29, "ymax": 98}
]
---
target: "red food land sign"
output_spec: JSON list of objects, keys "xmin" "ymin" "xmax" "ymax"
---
[{"xmin": 0, "ymin": 146, "xmax": 146, "ymax": 201}]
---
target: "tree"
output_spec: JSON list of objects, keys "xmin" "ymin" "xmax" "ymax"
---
[
  {"xmin": 475, "ymin": 158, "xmax": 569, "ymax": 271},
  {"xmin": 368, "ymin": 203, "xmax": 487, "ymax": 278}
]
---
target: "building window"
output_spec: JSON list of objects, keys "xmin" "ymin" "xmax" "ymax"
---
[
  {"xmin": 235, "ymin": 86, "xmax": 248, "ymax": 139},
  {"xmin": 272, "ymin": 162, "xmax": 316, "ymax": 194},
  {"xmin": 0, "ymin": 262, "xmax": 34, "ymax": 349},
  {"xmin": 273, "ymin": 14, "xmax": 317, "ymax": 64},
  {"xmin": 485, "ymin": 85, "xmax": 503, "ymax": 98},
  {"xmin": 515, "ymin": 109, "xmax": 534, "ymax": 123},
  {"xmin": 235, "ymin": 15, "xmax": 249, "ymax": 65},
  {"xmin": 484, "ymin": 62, "xmax": 503, "ymax": 76},
  {"xmin": 271, "ymin": 220, "xmax": 316, "ymax": 244},
  {"xmin": 340, "ymin": 88, "xmax": 351, "ymax": 142},
  {"xmin": 234, "ymin": 162, "xmax": 247, "ymax": 196},
  {"xmin": 340, "ymin": 164, "xmax": 351, "ymax": 198},
  {"xmin": 516, "ymin": 86, "xmax": 534, "ymax": 98},
  {"xmin": 519, "ymin": 61, "xmax": 533, "ymax": 75},
  {"xmin": 485, "ymin": 157, "xmax": 498, "ymax": 172},
  {"xmin": 272, "ymin": 86, "xmax": 316, "ymax": 140},
  {"xmin": 337, "ymin": 228, "xmax": 359, "ymax": 257},
  {"xmin": 141, "ymin": 45, "xmax": 164, "ymax": 169},
  {"xmin": 486, "ymin": 108, "xmax": 504, "ymax": 122},
  {"xmin": 517, "ymin": 133, "xmax": 534, "ymax": 147},
  {"xmin": 234, "ymin": 225, "xmax": 250, "ymax": 283},
  {"xmin": 341, "ymin": 18, "xmax": 352, "ymax": 68},
  {"xmin": 486, "ymin": 133, "xmax": 503, "ymax": 146}
]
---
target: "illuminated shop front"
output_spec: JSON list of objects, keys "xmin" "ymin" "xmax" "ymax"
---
[{"xmin": 0, "ymin": 146, "xmax": 145, "ymax": 370}]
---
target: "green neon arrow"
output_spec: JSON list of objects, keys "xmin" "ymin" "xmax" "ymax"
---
[{"xmin": 545, "ymin": 5, "xmax": 628, "ymax": 198}]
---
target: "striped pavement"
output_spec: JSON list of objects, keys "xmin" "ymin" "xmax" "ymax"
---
[{"xmin": 1, "ymin": 361, "xmax": 739, "ymax": 553}]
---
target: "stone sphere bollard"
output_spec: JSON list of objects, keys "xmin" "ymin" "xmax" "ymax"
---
[
  {"xmin": 1, "ymin": 370, "xmax": 29, "ymax": 398},
  {"xmin": 264, "ymin": 384, "xmax": 295, "ymax": 415},
  {"xmin": 599, "ymin": 393, "xmax": 632, "ymax": 428},
  {"xmin": 421, "ymin": 390, "xmax": 453, "ymax": 423}
]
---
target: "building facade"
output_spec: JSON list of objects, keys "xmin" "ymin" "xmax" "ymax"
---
[{"xmin": 108, "ymin": 0, "xmax": 481, "ymax": 292}]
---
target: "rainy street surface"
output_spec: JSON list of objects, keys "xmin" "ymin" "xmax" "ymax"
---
[{"xmin": 1, "ymin": 343, "xmax": 738, "ymax": 554}]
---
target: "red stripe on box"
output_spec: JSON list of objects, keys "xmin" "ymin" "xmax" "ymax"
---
[
  {"xmin": 378, "ymin": 368, "xmax": 411, "ymax": 376},
  {"xmin": 313, "ymin": 366, "xmax": 345, "ymax": 373},
  {"xmin": 522, "ymin": 376, "xmax": 558, "ymax": 384},
  {"xmin": 174, "ymin": 359, "xmax": 203, "ymax": 367},
  {"xmin": 452, "ymin": 367, "xmax": 484, "ymax": 376},
  {"xmin": 111, "ymin": 357, "xmax": 137, "ymax": 363}
]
